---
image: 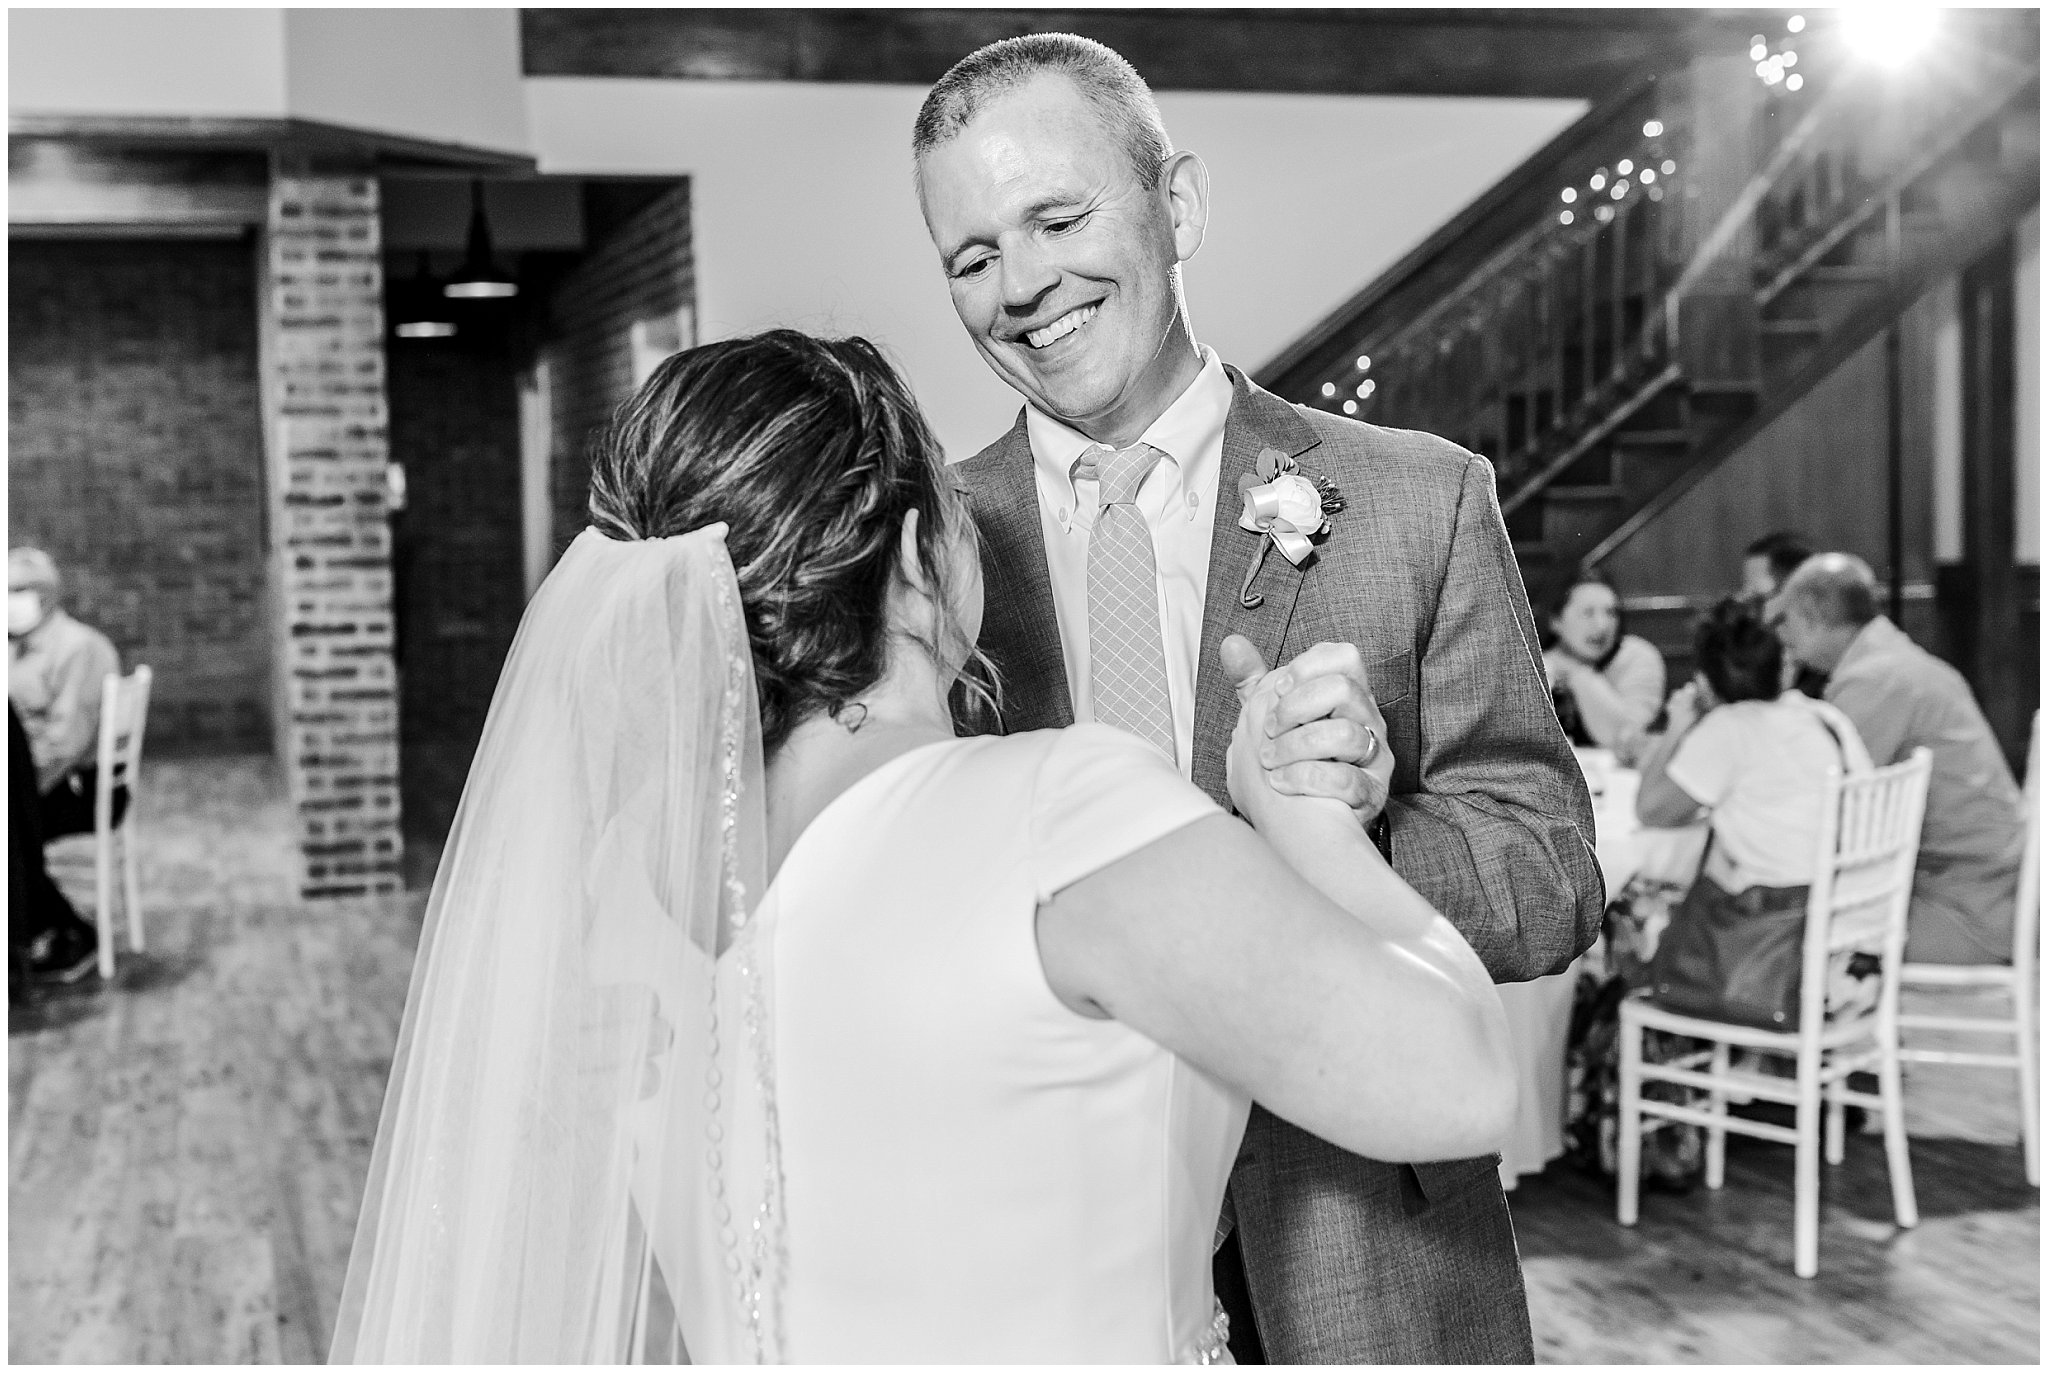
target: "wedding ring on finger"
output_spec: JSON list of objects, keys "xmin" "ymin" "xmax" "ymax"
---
[{"xmin": 1359, "ymin": 725, "xmax": 1380, "ymax": 766}]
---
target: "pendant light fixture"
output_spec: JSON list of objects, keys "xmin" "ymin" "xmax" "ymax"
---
[
  {"xmin": 444, "ymin": 179, "xmax": 518, "ymax": 299},
  {"xmin": 391, "ymin": 250, "xmax": 458, "ymax": 340}
]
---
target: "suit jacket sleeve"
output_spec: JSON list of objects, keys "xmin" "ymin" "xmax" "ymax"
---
[
  {"xmin": 1384, "ymin": 456, "xmax": 1604, "ymax": 982},
  {"xmin": 32, "ymin": 626, "xmax": 119, "ymax": 793},
  {"xmin": 1825, "ymin": 666, "xmax": 1912, "ymax": 766}
]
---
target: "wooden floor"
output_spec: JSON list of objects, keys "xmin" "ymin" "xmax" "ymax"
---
[
  {"xmin": 8, "ymin": 756, "xmax": 2040, "ymax": 1363},
  {"xmin": 9, "ymin": 757, "xmax": 421, "ymax": 1363}
]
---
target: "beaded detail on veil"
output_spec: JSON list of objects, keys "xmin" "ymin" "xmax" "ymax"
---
[
  {"xmin": 1186, "ymin": 1301, "xmax": 1232, "ymax": 1364},
  {"xmin": 704, "ymin": 560, "xmax": 788, "ymax": 1362}
]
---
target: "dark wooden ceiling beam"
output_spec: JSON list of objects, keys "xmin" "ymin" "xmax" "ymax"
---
[{"xmin": 520, "ymin": 8, "xmax": 1795, "ymax": 99}]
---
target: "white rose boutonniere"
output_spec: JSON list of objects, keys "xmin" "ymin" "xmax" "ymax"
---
[{"xmin": 1236, "ymin": 447, "xmax": 1345, "ymax": 608}]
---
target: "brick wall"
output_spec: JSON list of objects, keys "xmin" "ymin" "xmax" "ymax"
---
[
  {"xmin": 8, "ymin": 237, "xmax": 271, "ymax": 750},
  {"xmin": 546, "ymin": 184, "xmax": 695, "ymax": 550},
  {"xmin": 264, "ymin": 171, "xmax": 404, "ymax": 898}
]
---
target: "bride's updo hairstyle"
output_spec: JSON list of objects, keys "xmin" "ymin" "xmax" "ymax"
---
[{"xmin": 586, "ymin": 329, "xmax": 995, "ymax": 753}]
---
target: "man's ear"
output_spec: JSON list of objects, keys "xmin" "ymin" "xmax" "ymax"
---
[{"xmin": 1163, "ymin": 151, "xmax": 1210, "ymax": 265}]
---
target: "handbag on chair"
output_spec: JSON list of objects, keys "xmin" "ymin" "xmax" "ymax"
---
[
  {"xmin": 1645, "ymin": 701, "xmax": 1872, "ymax": 1034},
  {"xmin": 1647, "ymin": 874, "xmax": 1810, "ymax": 1031}
]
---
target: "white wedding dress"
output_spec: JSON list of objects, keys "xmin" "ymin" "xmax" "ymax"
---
[
  {"xmin": 682, "ymin": 724, "xmax": 1250, "ymax": 1363},
  {"xmin": 332, "ymin": 528, "xmax": 1248, "ymax": 1365}
]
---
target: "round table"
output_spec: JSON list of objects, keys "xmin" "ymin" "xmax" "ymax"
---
[{"xmin": 1495, "ymin": 750, "xmax": 1708, "ymax": 1189}]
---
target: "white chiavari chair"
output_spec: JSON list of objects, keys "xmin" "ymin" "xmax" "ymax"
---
[
  {"xmin": 46, "ymin": 666, "xmax": 153, "ymax": 979},
  {"xmin": 1896, "ymin": 713, "xmax": 2039, "ymax": 1186},
  {"xmin": 1616, "ymin": 748, "xmax": 1933, "ymax": 1278}
]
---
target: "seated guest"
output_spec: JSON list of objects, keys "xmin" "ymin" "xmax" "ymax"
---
[
  {"xmin": 1739, "ymin": 530, "xmax": 1826, "ymax": 698},
  {"xmin": 1543, "ymin": 571, "xmax": 1665, "ymax": 765},
  {"xmin": 9, "ymin": 548, "xmax": 123, "ymax": 984},
  {"xmin": 10, "ymin": 703, "xmax": 97, "ymax": 982},
  {"xmin": 1637, "ymin": 597, "xmax": 1871, "ymax": 872},
  {"xmin": 9, "ymin": 547, "xmax": 123, "ymax": 838},
  {"xmin": 1574, "ymin": 598, "xmax": 1870, "ymax": 1149},
  {"xmin": 1770, "ymin": 552, "xmax": 2026, "ymax": 965},
  {"xmin": 1739, "ymin": 530, "xmax": 1815, "ymax": 600}
]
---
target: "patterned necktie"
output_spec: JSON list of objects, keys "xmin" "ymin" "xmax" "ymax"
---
[{"xmin": 1085, "ymin": 443, "xmax": 1175, "ymax": 761}]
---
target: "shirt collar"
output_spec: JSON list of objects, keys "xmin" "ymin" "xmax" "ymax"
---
[{"xmin": 1026, "ymin": 345, "xmax": 1231, "ymax": 505}]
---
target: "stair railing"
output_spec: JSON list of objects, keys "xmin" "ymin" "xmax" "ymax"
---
[
  {"xmin": 1300, "ymin": 81, "xmax": 1691, "ymax": 496},
  {"xmin": 1268, "ymin": 20, "xmax": 2038, "ymax": 513}
]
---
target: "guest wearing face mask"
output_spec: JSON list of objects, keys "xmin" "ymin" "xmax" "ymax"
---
[
  {"xmin": 9, "ymin": 547, "xmax": 122, "ymax": 984},
  {"xmin": 1542, "ymin": 571, "xmax": 1666, "ymax": 766},
  {"xmin": 10, "ymin": 548, "xmax": 123, "ymax": 828}
]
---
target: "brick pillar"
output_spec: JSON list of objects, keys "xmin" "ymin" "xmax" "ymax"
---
[{"xmin": 262, "ymin": 167, "xmax": 404, "ymax": 897}]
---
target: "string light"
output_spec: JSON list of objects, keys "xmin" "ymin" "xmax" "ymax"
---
[
  {"xmin": 1640, "ymin": 167, "xmax": 1655, "ymax": 183},
  {"xmin": 1787, "ymin": 73, "xmax": 1805, "ymax": 91},
  {"xmin": 1561, "ymin": 186, "xmax": 1577, "ymax": 204},
  {"xmin": 1750, "ymin": 34, "xmax": 1769, "ymax": 60},
  {"xmin": 1611, "ymin": 180, "xmax": 1628, "ymax": 199},
  {"xmin": 1662, "ymin": 159, "xmax": 1677, "ymax": 175},
  {"xmin": 1617, "ymin": 159, "xmax": 1634, "ymax": 176},
  {"xmin": 1590, "ymin": 170, "xmax": 1608, "ymax": 191},
  {"xmin": 1788, "ymin": 14, "xmax": 1806, "ymax": 32},
  {"xmin": 1560, "ymin": 210, "xmax": 1575, "ymax": 225},
  {"xmin": 1355, "ymin": 354, "xmax": 1372, "ymax": 371},
  {"xmin": 1643, "ymin": 119, "xmax": 1664, "ymax": 138},
  {"xmin": 1342, "ymin": 400, "xmax": 1359, "ymax": 415},
  {"xmin": 1595, "ymin": 204, "xmax": 1616, "ymax": 223},
  {"xmin": 1355, "ymin": 380, "xmax": 1376, "ymax": 400},
  {"xmin": 1320, "ymin": 382, "xmax": 1337, "ymax": 398}
]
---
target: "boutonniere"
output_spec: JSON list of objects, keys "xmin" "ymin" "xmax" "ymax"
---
[{"xmin": 1235, "ymin": 447, "xmax": 1345, "ymax": 608}]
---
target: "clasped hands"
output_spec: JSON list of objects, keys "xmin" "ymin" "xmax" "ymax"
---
[{"xmin": 1222, "ymin": 635, "xmax": 1395, "ymax": 829}]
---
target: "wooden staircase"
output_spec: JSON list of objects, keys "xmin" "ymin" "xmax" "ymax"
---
[{"xmin": 1257, "ymin": 13, "xmax": 2040, "ymax": 610}]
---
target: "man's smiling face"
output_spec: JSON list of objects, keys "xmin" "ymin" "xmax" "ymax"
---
[{"xmin": 917, "ymin": 73, "xmax": 1205, "ymax": 444}]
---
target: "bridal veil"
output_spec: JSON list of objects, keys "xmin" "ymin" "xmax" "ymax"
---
[{"xmin": 330, "ymin": 525, "xmax": 785, "ymax": 1363}]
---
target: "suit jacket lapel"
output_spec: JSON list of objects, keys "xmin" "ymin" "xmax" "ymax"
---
[
  {"xmin": 965, "ymin": 413, "xmax": 1074, "ymax": 734},
  {"xmin": 1189, "ymin": 369, "xmax": 1325, "ymax": 806}
]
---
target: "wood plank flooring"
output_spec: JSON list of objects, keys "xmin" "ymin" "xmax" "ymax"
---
[
  {"xmin": 10, "ymin": 757, "xmax": 419, "ymax": 1364},
  {"xmin": 9, "ymin": 756, "xmax": 2039, "ymax": 1363}
]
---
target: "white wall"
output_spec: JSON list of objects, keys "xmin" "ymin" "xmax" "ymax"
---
[
  {"xmin": 284, "ymin": 9, "xmax": 528, "ymax": 155},
  {"xmin": 525, "ymin": 78, "xmax": 1584, "ymax": 460},
  {"xmin": 10, "ymin": 8, "xmax": 288, "ymax": 118},
  {"xmin": 10, "ymin": 7, "xmax": 530, "ymax": 157}
]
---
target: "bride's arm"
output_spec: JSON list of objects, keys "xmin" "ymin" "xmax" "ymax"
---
[{"xmin": 1036, "ymin": 692, "xmax": 1515, "ymax": 1163}]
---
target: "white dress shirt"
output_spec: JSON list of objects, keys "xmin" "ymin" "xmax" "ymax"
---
[{"xmin": 1026, "ymin": 346, "xmax": 1231, "ymax": 777}]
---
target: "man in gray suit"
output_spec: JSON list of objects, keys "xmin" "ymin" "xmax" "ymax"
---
[{"xmin": 915, "ymin": 34, "xmax": 1603, "ymax": 1363}]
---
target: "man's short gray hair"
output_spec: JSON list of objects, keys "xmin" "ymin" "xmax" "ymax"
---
[
  {"xmin": 1780, "ymin": 551, "xmax": 1879, "ymax": 628},
  {"xmin": 912, "ymin": 33, "xmax": 1173, "ymax": 190}
]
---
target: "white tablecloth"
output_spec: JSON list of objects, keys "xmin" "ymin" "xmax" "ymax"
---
[{"xmin": 1496, "ymin": 750, "xmax": 1708, "ymax": 1189}]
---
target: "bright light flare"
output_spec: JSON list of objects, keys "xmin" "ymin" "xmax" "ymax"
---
[{"xmin": 1841, "ymin": 4, "xmax": 1941, "ymax": 67}]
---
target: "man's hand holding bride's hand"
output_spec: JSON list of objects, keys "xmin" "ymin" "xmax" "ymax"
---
[{"xmin": 1221, "ymin": 635, "xmax": 1394, "ymax": 827}]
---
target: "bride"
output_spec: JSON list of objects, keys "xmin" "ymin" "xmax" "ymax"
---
[{"xmin": 330, "ymin": 330, "xmax": 1514, "ymax": 1364}]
